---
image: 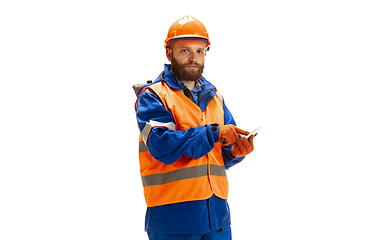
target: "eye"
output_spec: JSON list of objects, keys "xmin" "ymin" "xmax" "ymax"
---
[{"xmin": 181, "ymin": 49, "xmax": 189, "ymax": 53}]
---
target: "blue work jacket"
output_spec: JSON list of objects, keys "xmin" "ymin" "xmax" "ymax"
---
[{"xmin": 135, "ymin": 64, "xmax": 246, "ymax": 234}]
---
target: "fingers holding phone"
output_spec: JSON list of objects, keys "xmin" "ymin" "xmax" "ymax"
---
[
  {"xmin": 231, "ymin": 135, "xmax": 255, "ymax": 157},
  {"xmin": 231, "ymin": 126, "xmax": 262, "ymax": 157}
]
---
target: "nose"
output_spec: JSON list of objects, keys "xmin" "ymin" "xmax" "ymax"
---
[{"xmin": 189, "ymin": 52, "xmax": 197, "ymax": 62}]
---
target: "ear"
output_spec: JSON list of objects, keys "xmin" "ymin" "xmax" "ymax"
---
[{"xmin": 166, "ymin": 48, "xmax": 172, "ymax": 62}]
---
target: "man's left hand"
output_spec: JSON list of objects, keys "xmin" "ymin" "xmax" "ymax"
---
[{"xmin": 231, "ymin": 135, "xmax": 255, "ymax": 157}]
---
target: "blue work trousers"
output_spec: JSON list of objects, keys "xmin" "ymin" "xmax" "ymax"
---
[{"xmin": 147, "ymin": 226, "xmax": 231, "ymax": 240}]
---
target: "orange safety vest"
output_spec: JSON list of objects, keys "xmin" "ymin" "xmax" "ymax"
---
[{"xmin": 135, "ymin": 81, "xmax": 229, "ymax": 207}]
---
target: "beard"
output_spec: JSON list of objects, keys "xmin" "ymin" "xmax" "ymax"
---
[{"xmin": 170, "ymin": 55, "xmax": 204, "ymax": 83}]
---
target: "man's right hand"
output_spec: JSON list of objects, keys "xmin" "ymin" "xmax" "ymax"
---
[{"xmin": 219, "ymin": 124, "xmax": 249, "ymax": 145}]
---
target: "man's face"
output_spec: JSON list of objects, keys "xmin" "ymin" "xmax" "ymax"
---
[{"xmin": 166, "ymin": 40, "xmax": 206, "ymax": 83}]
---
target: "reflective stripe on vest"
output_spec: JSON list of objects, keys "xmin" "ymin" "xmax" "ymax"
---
[
  {"xmin": 135, "ymin": 81, "xmax": 228, "ymax": 207},
  {"xmin": 139, "ymin": 141, "xmax": 148, "ymax": 153},
  {"xmin": 141, "ymin": 164, "xmax": 227, "ymax": 187}
]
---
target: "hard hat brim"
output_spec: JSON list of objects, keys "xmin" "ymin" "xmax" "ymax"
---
[{"xmin": 164, "ymin": 36, "xmax": 210, "ymax": 49}]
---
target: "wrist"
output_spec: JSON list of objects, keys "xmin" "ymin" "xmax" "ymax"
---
[{"xmin": 210, "ymin": 123, "xmax": 220, "ymax": 143}]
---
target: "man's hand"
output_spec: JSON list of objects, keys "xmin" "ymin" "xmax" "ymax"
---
[
  {"xmin": 231, "ymin": 135, "xmax": 255, "ymax": 157},
  {"xmin": 219, "ymin": 124, "xmax": 249, "ymax": 145}
]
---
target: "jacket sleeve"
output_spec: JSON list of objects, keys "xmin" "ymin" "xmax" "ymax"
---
[
  {"xmin": 221, "ymin": 97, "xmax": 246, "ymax": 170},
  {"xmin": 136, "ymin": 90, "xmax": 220, "ymax": 165}
]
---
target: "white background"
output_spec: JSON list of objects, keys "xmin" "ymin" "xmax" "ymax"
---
[{"xmin": 1, "ymin": 0, "xmax": 383, "ymax": 239}]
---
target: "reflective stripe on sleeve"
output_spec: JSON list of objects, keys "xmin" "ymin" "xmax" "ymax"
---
[
  {"xmin": 141, "ymin": 120, "xmax": 176, "ymax": 144},
  {"xmin": 141, "ymin": 164, "xmax": 226, "ymax": 187}
]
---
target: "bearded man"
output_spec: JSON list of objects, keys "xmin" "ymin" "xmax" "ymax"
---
[{"xmin": 133, "ymin": 15, "xmax": 255, "ymax": 240}]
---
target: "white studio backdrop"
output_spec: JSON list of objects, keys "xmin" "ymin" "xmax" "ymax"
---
[{"xmin": 1, "ymin": 0, "xmax": 383, "ymax": 239}]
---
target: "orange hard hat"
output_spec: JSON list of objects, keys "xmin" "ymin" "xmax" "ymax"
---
[{"xmin": 164, "ymin": 15, "xmax": 210, "ymax": 49}]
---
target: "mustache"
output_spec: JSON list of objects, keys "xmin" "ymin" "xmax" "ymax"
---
[{"xmin": 185, "ymin": 61, "xmax": 199, "ymax": 67}]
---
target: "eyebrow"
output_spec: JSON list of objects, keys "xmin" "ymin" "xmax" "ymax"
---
[{"xmin": 181, "ymin": 47, "xmax": 205, "ymax": 51}]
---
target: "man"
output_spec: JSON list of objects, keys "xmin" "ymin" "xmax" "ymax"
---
[{"xmin": 134, "ymin": 15, "xmax": 255, "ymax": 240}]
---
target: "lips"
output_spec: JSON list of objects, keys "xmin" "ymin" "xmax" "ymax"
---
[{"xmin": 187, "ymin": 65, "xmax": 198, "ymax": 69}]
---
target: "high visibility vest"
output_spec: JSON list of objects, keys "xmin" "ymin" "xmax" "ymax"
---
[{"xmin": 135, "ymin": 81, "xmax": 229, "ymax": 207}]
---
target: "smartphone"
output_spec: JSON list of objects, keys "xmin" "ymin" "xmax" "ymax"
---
[{"xmin": 246, "ymin": 126, "xmax": 263, "ymax": 139}]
